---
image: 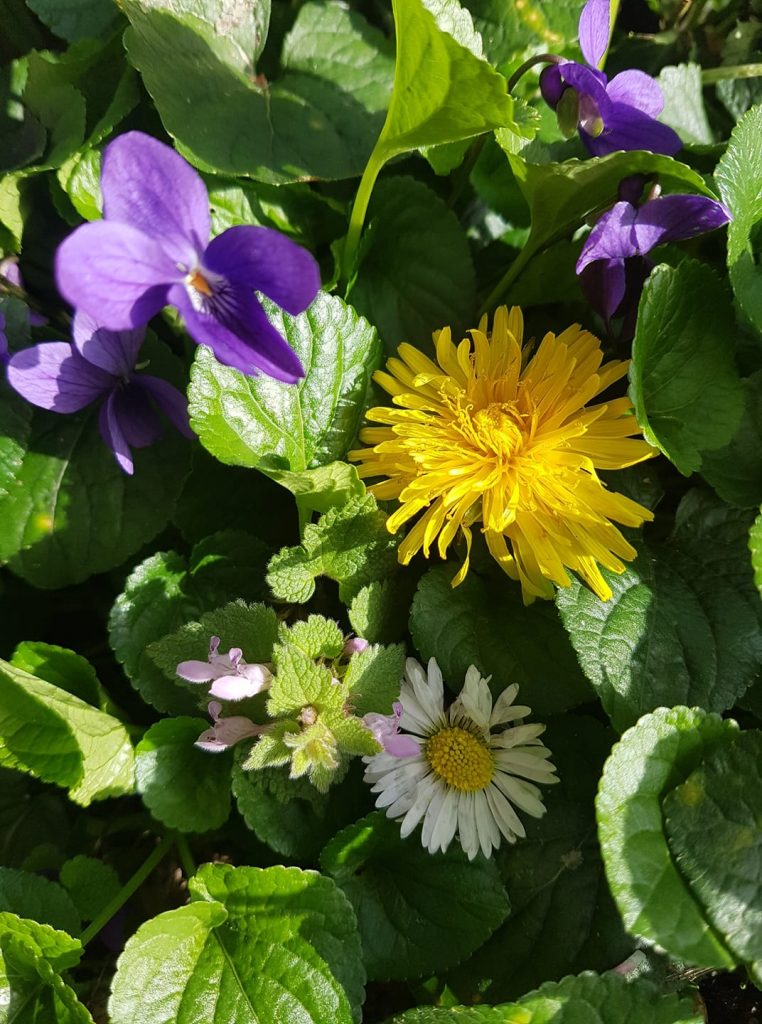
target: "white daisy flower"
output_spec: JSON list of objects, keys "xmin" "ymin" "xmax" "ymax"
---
[{"xmin": 363, "ymin": 657, "xmax": 558, "ymax": 860}]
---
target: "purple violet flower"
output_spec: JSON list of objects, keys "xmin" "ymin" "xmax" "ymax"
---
[
  {"xmin": 176, "ymin": 635, "xmax": 273, "ymax": 701},
  {"xmin": 195, "ymin": 701, "xmax": 264, "ymax": 753},
  {"xmin": 576, "ymin": 176, "xmax": 731, "ymax": 333},
  {"xmin": 55, "ymin": 132, "xmax": 321, "ymax": 382},
  {"xmin": 363, "ymin": 702, "xmax": 420, "ymax": 758},
  {"xmin": 539, "ymin": 0, "xmax": 681, "ymax": 157},
  {"xmin": 5, "ymin": 311, "xmax": 192, "ymax": 474},
  {"xmin": 0, "ymin": 258, "xmax": 47, "ymax": 326}
]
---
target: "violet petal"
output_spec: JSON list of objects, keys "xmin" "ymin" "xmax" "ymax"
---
[
  {"xmin": 203, "ymin": 226, "xmax": 321, "ymax": 316},
  {"xmin": 578, "ymin": 0, "xmax": 610, "ymax": 68},
  {"xmin": 539, "ymin": 65, "xmax": 565, "ymax": 109},
  {"xmin": 633, "ymin": 194, "xmax": 731, "ymax": 248},
  {"xmin": 56, "ymin": 221, "xmax": 177, "ymax": 330},
  {"xmin": 7, "ymin": 342, "xmax": 112, "ymax": 413},
  {"xmin": 137, "ymin": 375, "xmax": 194, "ymax": 439},
  {"xmin": 72, "ymin": 310, "xmax": 145, "ymax": 377},
  {"xmin": 558, "ymin": 62, "xmax": 611, "ymax": 112},
  {"xmin": 98, "ymin": 391, "xmax": 134, "ymax": 475},
  {"xmin": 209, "ymin": 674, "xmax": 264, "ymax": 701},
  {"xmin": 584, "ymin": 103, "xmax": 682, "ymax": 157},
  {"xmin": 101, "ymin": 131, "xmax": 210, "ymax": 266},
  {"xmin": 176, "ymin": 659, "xmax": 216, "ymax": 683},
  {"xmin": 385, "ymin": 734, "xmax": 421, "ymax": 758},
  {"xmin": 576, "ymin": 201, "xmax": 639, "ymax": 272},
  {"xmin": 606, "ymin": 69, "xmax": 664, "ymax": 117},
  {"xmin": 578, "ymin": 258, "xmax": 628, "ymax": 321},
  {"xmin": 111, "ymin": 387, "xmax": 163, "ymax": 449},
  {"xmin": 169, "ymin": 282, "xmax": 304, "ymax": 383}
]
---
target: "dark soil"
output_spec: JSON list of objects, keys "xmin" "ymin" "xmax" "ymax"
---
[{"xmin": 700, "ymin": 970, "xmax": 761, "ymax": 1024}]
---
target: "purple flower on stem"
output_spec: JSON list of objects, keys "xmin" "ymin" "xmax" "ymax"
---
[
  {"xmin": 5, "ymin": 311, "xmax": 192, "ymax": 474},
  {"xmin": 363, "ymin": 702, "xmax": 420, "ymax": 758},
  {"xmin": 55, "ymin": 132, "xmax": 321, "ymax": 382},
  {"xmin": 576, "ymin": 176, "xmax": 731, "ymax": 333},
  {"xmin": 539, "ymin": 0, "xmax": 681, "ymax": 157},
  {"xmin": 176, "ymin": 635, "xmax": 272, "ymax": 701},
  {"xmin": 195, "ymin": 701, "xmax": 264, "ymax": 753}
]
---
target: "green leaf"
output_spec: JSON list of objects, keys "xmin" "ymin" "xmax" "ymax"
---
[
  {"xmin": 716, "ymin": 104, "xmax": 762, "ymax": 337},
  {"xmin": 0, "ymin": 769, "xmax": 69, "ymax": 870},
  {"xmin": 348, "ymin": 578, "xmax": 412, "ymax": 644},
  {"xmin": 281, "ymin": 616, "xmax": 345, "ymax": 660},
  {"xmin": 346, "ymin": 176, "xmax": 476, "ymax": 350},
  {"xmin": 0, "ymin": 913, "xmax": 91, "ymax": 1024},
  {"xmin": 268, "ymin": 645, "xmax": 344, "ymax": 717},
  {"xmin": 189, "ymin": 293, "xmax": 379, "ymax": 471},
  {"xmin": 262, "ymin": 461, "xmax": 366, "ymax": 522},
  {"xmin": 267, "ymin": 495, "xmax": 398, "ymax": 604},
  {"xmin": 0, "ymin": 355, "xmax": 190, "ymax": 588},
  {"xmin": 557, "ymin": 492, "xmax": 762, "ymax": 731},
  {"xmin": 232, "ymin": 760, "xmax": 370, "ymax": 859},
  {"xmin": 597, "ymin": 706, "xmax": 738, "ymax": 967},
  {"xmin": 0, "ymin": 868, "xmax": 80, "ymax": 934},
  {"xmin": 25, "ymin": 0, "xmax": 119, "ymax": 42},
  {"xmin": 494, "ymin": 150, "xmax": 713, "ymax": 296},
  {"xmin": 57, "ymin": 146, "xmax": 102, "ymax": 220},
  {"xmin": 629, "ymin": 262, "xmax": 744, "ymax": 476},
  {"xmin": 59, "ymin": 856, "xmax": 120, "ymax": 924},
  {"xmin": 410, "ymin": 566, "xmax": 592, "ymax": 717},
  {"xmin": 699, "ymin": 371, "xmax": 762, "ymax": 507},
  {"xmin": 142, "ymin": 0, "xmax": 270, "ymax": 71},
  {"xmin": 657, "ymin": 64, "xmax": 713, "ymax": 145},
  {"xmin": 446, "ymin": 716, "xmax": 631, "ymax": 1003},
  {"xmin": 19, "ymin": 51, "xmax": 86, "ymax": 171},
  {"xmin": 751, "ymin": 509, "xmax": 762, "ymax": 598},
  {"xmin": 109, "ymin": 864, "xmax": 363, "ymax": 1024},
  {"xmin": 463, "ymin": 0, "xmax": 587, "ymax": 66},
  {"xmin": 387, "ymin": 972, "xmax": 702, "ymax": 1023},
  {"xmin": 135, "ymin": 718, "xmax": 232, "ymax": 833},
  {"xmin": 344, "ymin": 643, "xmax": 405, "ymax": 717},
  {"xmin": 664, "ymin": 729, "xmax": 762, "ymax": 983},
  {"xmin": 321, "ymin": 811, "xmax": 510, "ymax": 981},
  {"xmin": 0, "ymin": 659, "xmax": 134, "ymax": 806},
  {"xmin": 11, "ymin": 642, "xmax": 104, "ymax": 709},
  {"xmin": 0, "ymin": 384, "xmax": 30, "ymax": 502},
  {"xmin": 122, "ymin": 0, "xmax": 394, "ymax": 182}
]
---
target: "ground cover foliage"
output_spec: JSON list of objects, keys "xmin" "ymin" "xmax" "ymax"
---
[{"xmin": 0, "ymin": 0, "xmax": 761, "ymax": 1020}]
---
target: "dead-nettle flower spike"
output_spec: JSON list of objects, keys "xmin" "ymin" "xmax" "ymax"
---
[
  {"xmin": 576, "ymin": 177, "xmax": 731, "ymax": 336},
  {"xmin": 364, "ymin": 658, "xmax": 558, "ymax": 860},
  {"xmin": 363, "ymin": 703, "xmax": 420, "ymax": 758},
  {"xmin": 176, "ymin": 635, "xmax": 273, "ymax": 701},
  {"xmin": 537, "ymin": 0, "xmax": 681, "ymax": 157},
  {"xmin": 55, "ymin": 131, "xmax": 321, "ymax": 382},
  {"xmin": 5, "ymin": 310, "xmax": 192, "ymax": 475},
  {"xmin": 195, "ymin": 700, "xmax": 265, "ymax": 753}
]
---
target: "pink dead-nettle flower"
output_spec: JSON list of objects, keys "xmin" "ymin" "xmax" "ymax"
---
[
  {"xmin": 176, "ymin": 635, "xmax": 272, "ymax": 701},
  {"xmin": 343, "ymin": 637, "xmax": 370, "ymax": 657},
  {"xmin": 363, "ymin": 702, "xmax": 420, "ymax": 758},
  {"xmin": 195, "ymin": 701, "xmax": 265, "ymax": 753}
]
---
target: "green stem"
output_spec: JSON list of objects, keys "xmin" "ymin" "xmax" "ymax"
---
[
  {"xmin": 80, "ymin": 833, "xmax": 173, "ymax": 946},
  {"xmin": 175, "ymin": 833, "xmax": 197, "ymax": 879},
  {"xmin": 479, "ymin": 247, "xmax": 533, "ymax": 315},
  {"xmin": 702, "ymin": 63, "xmax": 762, "ymax": 84},
  {"xmin": 340, "ymin": 147, "xmax": 387, "ymax": 285},
  {"xmin": 506, "ymin": 53, "xmax": 559, "ymax": 94},
  {"xmin": 447, "ymin": 134, "xmax": 487, "ymax": 209}
]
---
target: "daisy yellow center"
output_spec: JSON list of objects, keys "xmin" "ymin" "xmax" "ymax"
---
[{"xmin": 426, "ymin": 726, "xmax": 494, "ymax": 792}]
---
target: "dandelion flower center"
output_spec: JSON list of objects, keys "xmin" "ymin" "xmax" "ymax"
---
[
  {"xmin": 426, "ymin": 726, "xmax": 494, "ymax": 792},
  {"xmin": 472, "ymin": 401, "xmax": 526, "ymax": 459}
]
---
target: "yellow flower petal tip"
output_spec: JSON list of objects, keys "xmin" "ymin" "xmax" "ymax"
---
[{"xmin": 350, "ymin": 306, "xmax": 656, "ymax": 603}]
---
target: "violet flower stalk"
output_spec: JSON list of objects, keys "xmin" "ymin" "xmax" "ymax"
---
[
  {"xmin": 6, "ymin": 311, "xmax": 192, "ymax": 474},
  {"xmin": 576, "ymin": 176, "xmax": 731, "ymax": 334},
  {"xmin": 56, "ymin": 132, "xmax": 321, "ymax": 382},
  {"xmin": 539, "ymin": 0, "xmax": 681, "ymax": 156}
]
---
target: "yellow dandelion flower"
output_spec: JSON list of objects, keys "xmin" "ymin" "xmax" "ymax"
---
[{"xmin": 349, "ymin": 306, "xmax": 656, "ymax": 603}]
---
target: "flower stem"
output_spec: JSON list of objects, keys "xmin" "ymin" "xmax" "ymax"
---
[
  {"xmin": 479, "ymin": 247, "xmax": 533, "ymax": 315},
  {"xmin": 702, "ymin": 63, "xmax": 762, "ymax": 84},
  {"xmin": 79, "ymin": 833, "xmax": 173, "ymax": 946},
  {"xmin": 506, "ymin": 53, "xmax": 559, "ymax": 94},
  {"xmin": 340, "ymin": 147, "xmax": 387, "ymax": 285},
  {"xmin": 175, "ymin": 833, "xmax": 197, "ymax": 879}
]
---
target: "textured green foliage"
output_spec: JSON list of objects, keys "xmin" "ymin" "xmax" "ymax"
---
[
  {"xmin": 344, "ymin": 643, "xmax": 406, "ymax": 717},
  {"xmin": 25, "ymin": 0, "xmax": 120, "ymax": 42},
  {"xmin": 145, "ymin": 0, "xmax": 271, "ymax": 71},
  {"xmin": 447, "ymin": 717, "xmax": 630, "ymax": 1003},
  {"xmin": 109, "ymin": 864, "xmax": 364, "ymax": 1023},
  {"xmin": 0, "ymin": 769, "xmax": 69, "ymax": 870},
  {"xmin": 0, "ymin": 659, "xmax": 134, "ymax": 806},
  {"xmin": 0, "ymin": 385, "xmax": 30, "ymax": 502},
  {"xmin": 122, "ymin": 0, "xmax": 394, "ymax": 182},
  {"xmin": 700, "ymin": 371, "xmax": 762, "ymax": 507},
  {"xmin": 10, "ymin": 642, "xmax": 104, "ymax": 709},
  {"xmin": 597, "ymin": 707, "xmax": 738, "ymax": 967},
  {"xmin": 716, "ymin": 104, "xmax": 762, "ymax": 336},
  {"xmin": 0, "ymin": 912, "xmax": 91, "ymax": 1024},
  {"xmin": 657, "ymin": 64, "xmax": 713, "ymax": 145},
  {"xmin": 664, "ymin": 730, "xmax": 762, "ymax": 983},
  {"xmin": 349, "ymin": 579, "xmax": 411, "ymax": 644},
  {"xmin": 462, "ymin": 0, "xmax": 586, "ymax": 66},
  {"xmin": 321, "ymin": 812, "xmax": 510, "ymax": 980},
  {"xmin": 281, "ymin": 616, "xmax": 345, "ymax": 660},
  {"xmin": 135, "ymin": 718, "xmax": 232, "ymax": 833},
  {"xmin": 347, "ymin": 177, "xmax": 476, "ymax": 349},
  {"xmin": 59, "ymin": 856, "xmax": 120, "ymax": 924},
  {"xmin": 387, "ymin": 971, "xmax": 702, "ymax": 1022},
  {"xmin": 557, "ymin": 492, "xmax": 762, "ymax": 731},
  {"xmin": 751, "ymin": 509, "xmax": 762, "ymax": 597},
  {"xmin": 411, "ymin": 566, "xmax": 591, "ymax": 716},
  {"xmin": 0, "ymin": 346, "xmax": 190, "ymax": 588},
  {"xmin": 267, "ymin": 495, "xmax": 398, "ymax": 604},
  {"xmin": 630, "ymin": 262, "xmax": 744, "ymax": 476},
  {"xmin": 0, "ymin": 868, "xmax": 80, "ymax": 934},
  {"xmin": 189, "ymin": 294, "xmax": 379, "ymax": 471},
  {"xmin": 268, "ymin": 645, "xmax": 344, "ymax": 717}
]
